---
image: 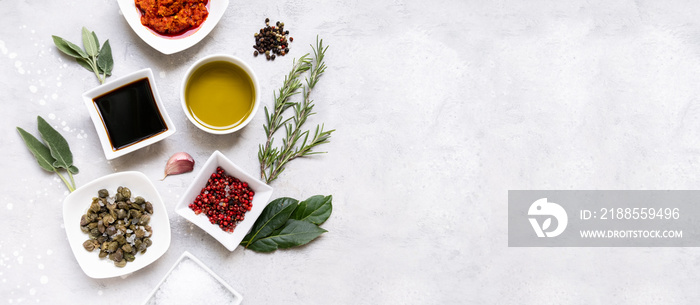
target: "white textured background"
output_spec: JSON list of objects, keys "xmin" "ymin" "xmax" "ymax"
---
[{"xmin": 2, "ymin": 0, "xmax": 700, "ymax": 304}]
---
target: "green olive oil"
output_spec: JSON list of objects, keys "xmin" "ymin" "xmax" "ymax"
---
[{"xmin": 185, "ymin": 61, "xmax": 255, "ymax": 131}]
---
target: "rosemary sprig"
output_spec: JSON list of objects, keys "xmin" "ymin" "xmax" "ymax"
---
[{"xmin": 259, "ymin": 37, "xmax": 335, "ymax": 184}]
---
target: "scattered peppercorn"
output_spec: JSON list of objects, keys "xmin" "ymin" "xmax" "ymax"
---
[{"xmin": 253, "ymin": 18, "xmax": 293, "ymax": 61}]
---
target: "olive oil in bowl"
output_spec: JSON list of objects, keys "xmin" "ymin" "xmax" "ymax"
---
[{"xmin": 184, "ymin": 60, "xmax": 256, "ymax": 132}]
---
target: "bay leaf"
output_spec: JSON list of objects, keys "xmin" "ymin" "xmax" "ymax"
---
[
  {"xmin": 97, "ymin": 40, "xmax": 113, "ymax": 76},
  {"xmin": 82, "ymin": 27, "xmax": 98, "ymax": 57},
  {"xmin": 16, "ymin": 127, "xmax": 56, "ymax": 172},
  {"xmin": 247, "ymin": 219, "xmax": 327, "ymax": 252},
  {"xmin": 37, "ymin": 116, "xmax": 76, "ymax": 172},
  {"xmin": 241, "ymin": 197, "xmax": 297, "ymax": 247},
  {"xmin": 52, "ymin": 35, "xmax": 87, "ymax": 59},
  {"xmin": 291, "ymin": 195, "xmax": 332, "ymax": 225}
]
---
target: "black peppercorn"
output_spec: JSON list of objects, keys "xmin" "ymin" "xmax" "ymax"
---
[{"xmin": 253, "ymin": 18, "xmax": 292, "ymax": 60}]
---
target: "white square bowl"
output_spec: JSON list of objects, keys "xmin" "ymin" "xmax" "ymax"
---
[
  {"xmin": 175, "ymin": 150, "xmax": 273, "ymax": 251},
  {"xmin": 141, "ymin": 251, "xmax": 243, "ymax": 305},
  {"xmin": 117, "ymin": 0, "xmax": 229, "ymax": 55},
  {"xmin": 82, "ymin": 68, "xmax": 176, "ymax": 160},
  {"xmin": 62, "ymin": 171, "xmax": 171, "ymax": 279}
]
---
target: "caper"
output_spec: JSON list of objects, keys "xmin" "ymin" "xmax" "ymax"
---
[
  {"xmin": 97, "ymin": 235, "xmax": 107, "ymax": 244},
  {"xmin": 119, "ymin": 187, "xmax": 131, "ymax": 199},
  {"xmin": 105, "ymin": 225, "xmax": 117, "ymax": 236},
  {"xmin": 117, "ymin": 201, "xmax": 128, "ymax": 209},
  {"xmin": 145, "ymin": 202, "xmax": 153, "ymax": 214},
  {"xmin": 83, "ymin": 240, "xmax": 98, "ymax": 251},
  {"xmin": 135, "ymin": 228, "xmax": 146, "ymax": 238},
  {"xmin": 124, "ymin": 253, "xmax": 135, "ymax": 262},
  {"xmin": 110, "ymin": 241, "xmax": 121, "ymax": 252},
  {"xmin": 130, "ymin": 210, "xmax": 142, "ymax": 219},
  {"xmin": 116, "ymin": 209, "xmax": 127, "ymax": 219},
  {"xmin": 134, "ymin": 196, "xmax": 145, "ymax": 204},
  {"xmin": 80, "ymin": 226, "xmax": 89, "ymax": 233},
  {"xmin": 98, "ymin": 250, "xmax": 108, "ymax": 258},
  {"xmin": 112, "ymin": 249, "xmax": 123, "ymax": 262},
  {"xmin": 138, "ymin": 214, "xmax": 150, "ymax": 226},
  {"xmin": 143, "ymin": 238, "xmax": 152, "ymax": 248},
  {"xmin": 98, "ymin": 189, "xmax": 109, "ymax": 198},
  {"xmin": 89, "ymin": 228, "xmax": 100, "ymax": 238},
  {"xmin": 114, "ymin": 235, "xmax": 126, "ymax": 245},
  {"xmin": 89, "ymin": 201, "xmax": 100, "ymax": 213},
  {"xmin": 115, "ymin": 193, "xmax": 125, "ymax": 202},
  {"xmin": 103, "ymin": 214, "xmax": 115, "ymax": 225},
  {"xmin": 121, "ymin": 244, "xmax": 133, "ymax": 253},
  {"xmin": 114, "ymin": 259, "xmax": 127, "ymax": 268},
  {"xmin": 97, "ymin": 220, "xmax": 105, "ymax": 234},
  {"xmin": 80, "ymin": 214, "xmax": 89, "ymax": 226}
]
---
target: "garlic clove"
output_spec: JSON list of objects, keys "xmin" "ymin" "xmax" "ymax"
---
[{"xmin": 162, "ymin": 152, "xmax": 195, "ymax": 180}]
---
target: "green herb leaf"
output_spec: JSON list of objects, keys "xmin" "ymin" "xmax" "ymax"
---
[
  {"xmin": 97, "ymin": 40, "xmax": 113, "ymax": 76},
  {"xmin": 247, "ymin": 219, "xmax": 327, "ymax": 252},
  {"xmin": 68, "ymin": 165, "xmax": 79, "ymax": 174},
  {"xmin": 16, "ymin": 127, "xmax": 56, "ymax": 172},
  {"xmin": 37, "ymin": 116, "xmax": 76, "ymax": 172},
  {"xmin": 91, "ymin": 31, "xmax": 100, "ymax": 50},
  {"xmin": 75, "ymin": 58, "xmax": 95, "ymax": 73},
  {"xmin": 291, "ymin": 195, "xmax": 332, "ymax": 225},
  {"xmin": 82, "ymin": 27, "xmax": 99, "ymax": 57},
  {"xmin": 241, "ymin": 197, "xmax": 298, "ymax": 247},
  {"xmin": 52, "ymin": 35, "xmax": 88, "ymax": 59}
]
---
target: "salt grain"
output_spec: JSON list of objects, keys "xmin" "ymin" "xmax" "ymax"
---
[{"xmin": 145, "ymin": 258, "xmax": 238, "ymax": 305}]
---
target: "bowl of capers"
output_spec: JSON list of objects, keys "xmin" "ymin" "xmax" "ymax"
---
[{"xmin": 62, "ymin": 171, "xmax": 171, "ymax": 278}]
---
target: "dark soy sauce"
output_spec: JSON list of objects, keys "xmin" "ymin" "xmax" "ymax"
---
[{"xmin": 93, "ymin": 78, "xmax": 167, "ymax": 150}]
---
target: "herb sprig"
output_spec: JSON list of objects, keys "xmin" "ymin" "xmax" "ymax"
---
[
  {"xmin": 258, "ymin": 37, "xmax": 334, "ymax": 184},
  {"xmin": 52, "ymin": 27, "xmax": 113, "ymax": 84},
  {"xmin": 17, "ymin": 116, "xmax": 79, "ymax": 192}
]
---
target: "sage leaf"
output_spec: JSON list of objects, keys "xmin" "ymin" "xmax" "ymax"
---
[
  {"xmin": 291, "ymin": 195, "xmax": 332, "ymax": 225},
  {"xmin": 91, "ymin": 31, "xmax": 99, "ymax": 50},
  {"xmin": 247, "ymin": 219, "xmax": 327, "ymax": 252},
  {"xmin": 16, "ymin": 127, "xmax": 56, "ymax": 172},
  {"xmin": 68, "ymin": 165, "xmax": 79, "ymax": 174},
  {"xmin": 97, "ymin": 40, "xmax": 113, "ymax": 76},
  {"xmin": 52, "ymin": 35, "xmax": 88, "ymax": 59},
  {"xmin": 76, "ymin": 58, "xmax": 95, "ymax": 73},
  {"xmin": 37, "ymin": 116, "xmax": 76, "ymax": 171},
  {"xmin": 82, "ymin": 27, "xmax": 99, "ymax": 57},
  {"xmin": 241, "ymin": 197, "xmax": 298, "ymax": 247}
]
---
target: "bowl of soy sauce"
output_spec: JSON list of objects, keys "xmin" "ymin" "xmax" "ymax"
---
[{"xmin": 82, "ymin": 68, "xmax": 176, "ymax": 160}]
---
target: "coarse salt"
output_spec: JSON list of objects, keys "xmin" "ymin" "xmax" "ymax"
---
[{"xmin": 145, "ymin": 257, "xmax": 238, "ymax": 305}]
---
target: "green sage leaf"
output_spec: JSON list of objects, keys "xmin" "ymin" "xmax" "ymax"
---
[
  {"xmin": 97, "ymin": 40, "xmax": 113, "ymax": 76},
  {"xmin": 247, "ymin": 219, "xmax": 327, "ymax": 252},
  {"xmin": 52, "ymin": 35, "xmax": 87, "ymax": 59},
  {"xmin": 16, "ymin": 127, "xmax": 56, "ymax": 172},
  {"xmin": 82, "ymin": 27, "xmax": 98, "ymax": 57},
  {"xmin": 241, "ymin": 197, "xmax": 298, "ymax": 247},
  {"xmin": 291, "ymin": 195, "xmax": 333, "ymax": 225},
  {"xmin": 75, "ymin": 58, "xmax": 95, "ymax": 73},
  {"xmin": 91, "ymin": 31, "xmax": 99, "ymax": 50},
  {"xmin": 37, "ymin": 116, "xmax": 76, "ymax": 172},
  {"xmin": 68, "ymin": 165, "xmax": 79, "ymax": 174}
]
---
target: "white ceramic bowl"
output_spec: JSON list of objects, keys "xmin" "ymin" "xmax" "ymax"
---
[
  {"xmin": 181, "ymin": 54, "xmax": 260, "ymax": 135},
  {"xmin": 141, "ymin": 251, "xmax": 243, "ymax": 305},
  {"xmin": 175, "ymin": 151, "xmax": 273, "ymax": 251},
  {"xmin": 62, "ymin": 171, "xmax": 171, "ymax": 279},
  {"xmin": 82, "ymin": 68, "xmax": 176, "ymax": 160},
  {"xmin": 116, "ymin": 0, "xmax": 229, "ymax": 54}
]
